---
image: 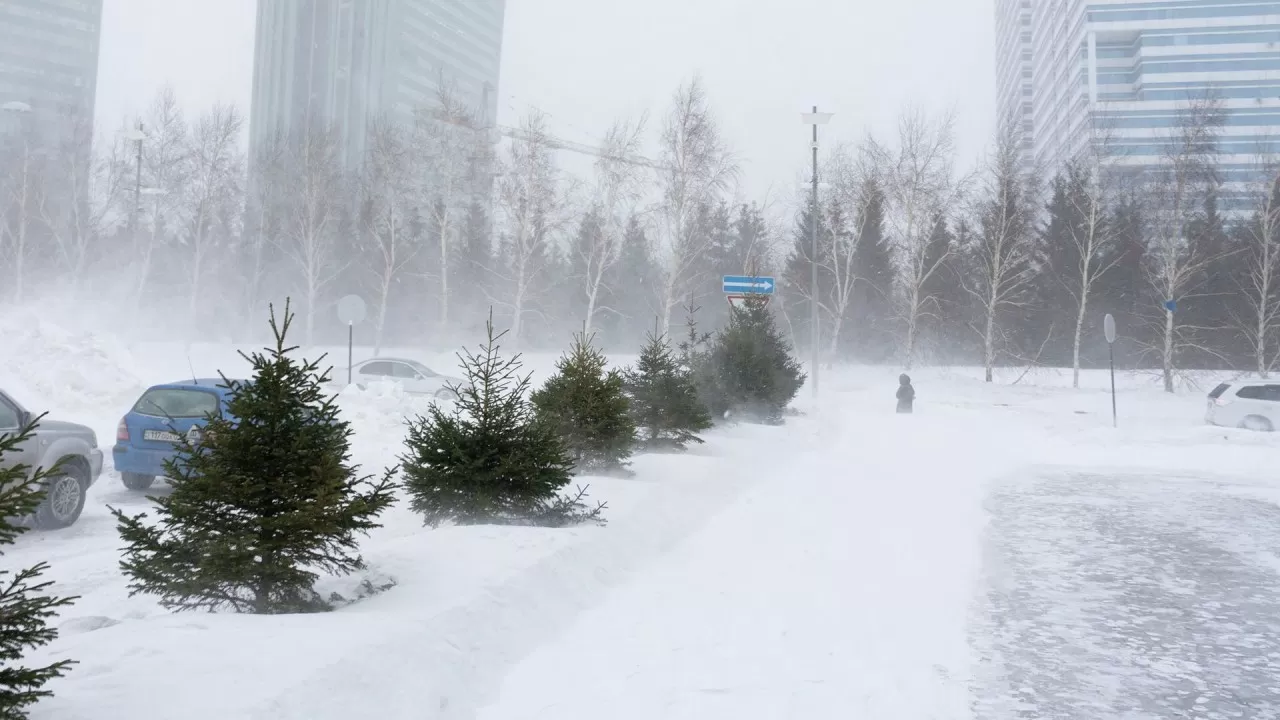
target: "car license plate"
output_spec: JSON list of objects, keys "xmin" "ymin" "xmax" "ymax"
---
[{"xmin": 143, "ymin": 430, "xmax": 181, "ymax": 442}]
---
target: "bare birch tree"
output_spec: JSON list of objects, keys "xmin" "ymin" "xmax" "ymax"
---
[
  {"xmin": 655, "ymin": 77, "xmax": 738, "ymax": 334},
  {"xmin": 963, "ymin": 122, "xmax": 1039, "ymax": 382},
  {"xmin": 1144, "ymin": 94, "xmax": 1225, "ymax": 392},
  {"xmin": 362, "ymin": 118, "xmax": 418, "ymax": 352},
  {"xmin": 0, "ymin": 118, "xmax": 38, "ymax": 302},
  {"xmin": 1057, "ymin": 136, "xmax": 1127, "ymax": 388},
  {"xmin": 578, "ymin": 115, "xmax": 648, "ymax": 335},
  {"xmin": 275, "ymin": 121, "xmax": 346, "ymax": 344},
  {"xmin": 179, "ymin": 103, "xmax": 244, "ymax": 327},
  {"xmin": 132, "ymin": 86, "xmax": 190, "ymax": 310},
  {"xmin": 240, "ymin": 130, "xmax": 288, "ymax": 335},
  {"xmin": 37, "ymin": 117, "xmax": 128, "ymax": 296},
  {"xmin": 881, "ymin": 108, "xmax": 964, "ymax": 368},
  {"xmin": 413, "ymin": 84, "xmax": 476, "ymax": 330},
  {"xmin": 492, "ymin": 110, "xmax": 564, "ymax": 345},
  {"xmin": 818, "ymin": 142, "xmax": 884, "ymax": 358},
  {"xmin": 1236, "ymin": 154, "xmax": 1280, "ymax": 377}
]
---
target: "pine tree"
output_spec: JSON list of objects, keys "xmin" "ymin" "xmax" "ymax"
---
[
  {"xmin": 400, "ymin": 312, "xmax": 604, "ymax": 527},
  {"xmin": 532, "ymin": 332, "xmax": 637, "ymax": 472},
  {"xmin": 606, "ymin": 216, "xmax": 662, "ymax": 346},
  {"xmin": 0, "ymin": 420, "xmax": 76, "ymax": 719},
  {"xmin": 850, "ymin": 179, "xmax": 896, "ymax": 362},
  {"xmin": 625, "ymin": 330, "xmax": 712, "ymax": 451},
  {"xmin": 701, "ymin": 295, "xmax": 806, "ymax": 423},
  {"xmin": 112, "ymin": 300, "xmax": 396, "ymax": 614}
]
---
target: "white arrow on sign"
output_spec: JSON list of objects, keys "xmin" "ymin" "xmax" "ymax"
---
[{"xmin": 723, "ymin": 279, "xmax": 775, "ymax": 292}]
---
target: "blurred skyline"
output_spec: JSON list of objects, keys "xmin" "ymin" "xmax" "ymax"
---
[{"xmin": 94, "ymin": 0, "xmax": 997, "ymax": 203}]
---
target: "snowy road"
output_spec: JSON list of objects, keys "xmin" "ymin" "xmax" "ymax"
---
[
  {"xmin": 468, "ymin": 404, "xmax": 1015, "ymax": 720},
  {"xmin": 973, "ymin": 471, "xmax": 1280, "ymax": 719}
]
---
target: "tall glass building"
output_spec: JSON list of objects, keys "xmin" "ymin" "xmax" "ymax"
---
[
  {"xmin": 995, "ymin": 0, "xmax": 1034, "ymax": 168},
  {"xmin": 1000, "ymin": 0, "xmax": 1280, "ymax": 202},
  {"xmin": 248, "ymin": 0, "xmax": 506, "ymax": 171},
  {"xmin": 0, "ymin": 0, "xmax": 104, "ymax": 143}
]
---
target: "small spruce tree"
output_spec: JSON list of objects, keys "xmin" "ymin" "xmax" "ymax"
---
[
  {"xmin": 112, "ymin": 300, "xmax": 397, "ymax": 614},
  {"xmin": 676, "ymin": 304, "xmax": 718, "ymax": 415},
  {"xmin": 703, "ymin": 295, "xmax": 806, "ymax": 424},
  {"xmin": 531, "ymin": 332, "xmax": 636, "ymax": 472},
  {"xmin": 0, "ymin": 418, "xmax": 76, "ymax": 718},
  {"xmin": 624, "ymin": 329, "xmax": 712, "ymax": 451},
  {"xmin": 400, "ymin": 313, "xmax": 604, "ymax": 527}
]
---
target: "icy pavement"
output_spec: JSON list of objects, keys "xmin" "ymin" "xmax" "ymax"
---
[{"xmin": 972, "ymin": 471, "xmax": 1280, "ymax": 719}]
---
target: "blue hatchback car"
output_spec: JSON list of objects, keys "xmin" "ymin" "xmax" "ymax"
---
[{"xmin": 113, "ymin": 378, "xmax": 243, "ymax": 491}]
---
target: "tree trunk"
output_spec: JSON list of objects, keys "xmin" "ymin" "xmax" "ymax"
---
[
  {"xmin": 903, "ymin": 286, "xmax": 921, "ymax": 370},
  {"xmin": 1162, "ymin": 307, "xmax": 1175, "ymax": 393},
  {"xmin": 983, "ymin": 302, "xmax": 996, "ymax": 383},
  {"xmin": 584, "ymin": 283, "xmax": 599, "ymax": 337},
  {"xmin": 12, "ymin": 150, "xmax": 30, "ymax": 303},
  {"xmin": 1072, "ymin": 279, "xmax": 1089, "ymax": 389},
  {"xmin": 1258, "ymin": 301, "xmax": 1269, "ymax": 378},
  {"xmin": 826, "ymin": 313, "xmax": 845, "ymax": 361},
  {"xmin": 375, "ymin": 274, "xmax": 391, "ymax": 355},
  {"xmin": 438, "ymin": 216, "xmax": 450, "ymax": 329}
]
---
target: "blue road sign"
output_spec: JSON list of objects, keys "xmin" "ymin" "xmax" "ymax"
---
[
  {"xmin": 1164, "ymin": 299, "xmax": 1177, "ymax": 313},
  {"xmin": 722, "ymin": 275, "xmax": 776, "ymax": 295}
]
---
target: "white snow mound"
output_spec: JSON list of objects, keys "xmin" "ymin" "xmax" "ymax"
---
[{"xmin": 0, "ymin": 310, "xmax": 143, "ymax": 413}]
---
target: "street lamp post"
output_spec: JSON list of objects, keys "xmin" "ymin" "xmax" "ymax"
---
[
  {"xmin": 124, "ymin": 125, "xmax": 147, "ymax": 236},
  {"xmin": 801, "ymin": 107, "xmax": 833, "ymax": 398}
]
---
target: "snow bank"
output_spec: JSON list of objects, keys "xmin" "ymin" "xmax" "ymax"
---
[{"xmin": 0, "ymin": 310, "xmax": 144, "ymax": 415}]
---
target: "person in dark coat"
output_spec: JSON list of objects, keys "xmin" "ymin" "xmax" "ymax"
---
[{"xmin": 896, "ymin": 373, "xmax": 915, "ymax": 414}]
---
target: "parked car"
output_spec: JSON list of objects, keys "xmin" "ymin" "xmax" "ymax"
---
[
  {"xmin": 349, "ymin": 357, "xmax": 462, "ymax": 399},
  {"xmin": 1205, "ymin": 379, "xmax": 1280, "ymax": 432},
  {"xmin": 113, "ymin": 378, "xmax": 242, "ymax": 491},
  {"xmin": 0, "ymin": 388, "xmax": 104, "ymax": 529}
]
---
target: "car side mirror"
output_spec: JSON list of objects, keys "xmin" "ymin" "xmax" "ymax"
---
[{"xmin": 17, "ymin": 409, "xmax": 31, "ymax": 427}]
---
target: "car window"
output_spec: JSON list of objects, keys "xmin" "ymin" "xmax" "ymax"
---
[
  {"xmin": 1208, "ymin": 383, "xmax": 1231, "ymax": 399},
  {"xmin": 359, "ymin": 361, "xmax": 391, "ymax": 376},
  {"xmin": 0, "ymin": 398, "xmax": 19, "ymax": 429},
  {"xmin": 411, "ymin": 363, "xmax": 438, "ymax": 378},
  {"xmin": 390, "ymin": 362, "xmax": 420, "ymax": 379},
  {"xmin": 1265, "ymin": 385, "xmax": 1280, "ymax": 402},
  {"xmin": 1237, "ymin": 385, "xmax": 1267, "ymax": 400},
  {"xmin": 133, "ymin": 388, "xmax": 220, "ymax": 418}
]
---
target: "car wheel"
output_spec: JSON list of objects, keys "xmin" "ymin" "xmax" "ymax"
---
[
  {"xmin": 34, "ymin": 460, "xmax": 89, "ymax": 530},
  {"xmin": 1241, "ymin": 415, "xmax": 1274, "ymax": 432},
  {"xmin": 435, "ymin": 388, "xmax": 460, "ymax": 402},
  {"xmin": 122, "ymin": 472, "xmax": 156, "ymax": 491}
]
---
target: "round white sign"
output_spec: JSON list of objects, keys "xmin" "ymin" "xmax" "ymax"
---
[{"xmin": 337, "ymin": 294, "xmax": 367, "ymax": 325}]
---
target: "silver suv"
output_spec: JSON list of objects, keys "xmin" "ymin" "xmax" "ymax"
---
[{"xmin": 0, "ymin": 389, "xmax": 104, "ymax": 529}]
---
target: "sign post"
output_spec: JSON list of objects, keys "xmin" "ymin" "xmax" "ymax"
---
[
  {"xmin": 336, "ymin": 294, "xmax": 367, "ymax": 385},
  {"xmin": 1104, "ymin": 313, "xmax": 1117, "ymax": 428}
]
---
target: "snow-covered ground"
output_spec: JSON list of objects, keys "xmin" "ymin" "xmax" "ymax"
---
[{"xmin": 4, "ymin": 321, "xmax": 1279, "ymax": 719}]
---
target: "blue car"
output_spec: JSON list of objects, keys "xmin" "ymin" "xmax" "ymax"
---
[{"xmin": 113, "ymin": 378, "xmax": 243, "ymax": 491}]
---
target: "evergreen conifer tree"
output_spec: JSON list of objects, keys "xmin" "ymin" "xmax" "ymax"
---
[
  {"xmin": 624, "ymin": 330, "xmax": 712, "ymax": 451},
  {"xmin": 531, "ymin": 332, "xmax": 636, "ymax": 472},
  {"xmin": 112, "ymin": 300, "xmax": 397, "ymax": 614},
  {"xmin": 0, "ymin": 420, "xmax": 76, "ymax": 718},
  {"xmin": 702, "ymin": 296, "xmax": 806, "ymax": 423},
  {"xmin": 400, "ymin": 313, "xmax": 604, "ymax": 527}
]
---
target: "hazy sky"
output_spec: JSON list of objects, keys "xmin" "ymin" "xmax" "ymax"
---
[{"xmin": 96, "ymin": 0, "xmax": 997, "ymax": 203}]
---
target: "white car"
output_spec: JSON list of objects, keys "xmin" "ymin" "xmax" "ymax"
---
[
  {"xmin": 349, "ymin": 357, "xmax": 462, "ymax": 400},
  {"xmin": 1205, "ymin": 379, "xmax": 1280, "ymax": 432}
]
